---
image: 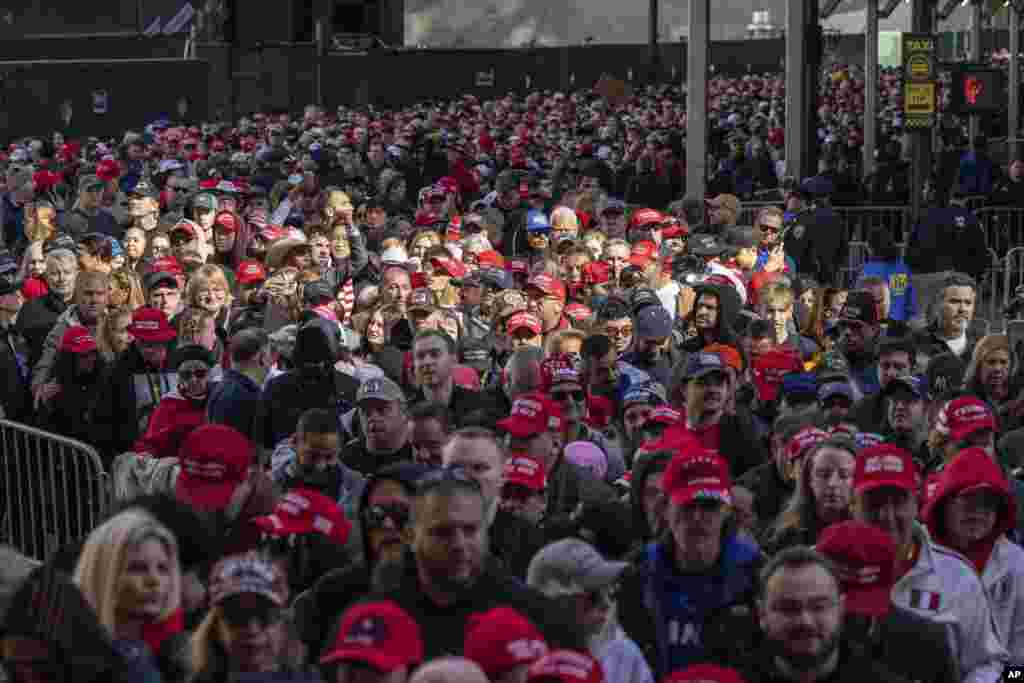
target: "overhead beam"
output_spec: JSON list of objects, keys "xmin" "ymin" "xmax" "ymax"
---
[{"xmin": 820, "ymin": 0, "xmax": 845, "ymax": 20}]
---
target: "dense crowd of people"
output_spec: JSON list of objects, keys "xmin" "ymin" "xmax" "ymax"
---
[{"xmin": 0, "ymin": 82, "xmax": 1022, "ymax": 683}]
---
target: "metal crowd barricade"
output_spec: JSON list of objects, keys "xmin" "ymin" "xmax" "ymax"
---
[
  {"xmin": 975, "ymin": 207, "xmax": 1024, "ymax": 257},
  {"xmin": 832, "ymin": 206, "xmax": 913, "ymax": 244},
  {"xmin": 0, "ymin": 419, "xmax": 111, "ymax": 561},
  {"xmin": 839, "ymin": 241, "xmax": 871, "ymax": 289},
  {"xmin": 983, "ymin": 248, "xmax": 1007, "ymax": 333}
]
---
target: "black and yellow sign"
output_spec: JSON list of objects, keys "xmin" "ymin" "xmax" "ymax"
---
[
  {"xmin": 902, "ymin": 32, "xmax": 936, "ymax": 129},
  {"xmin": 904, "ymin": 82, "xmax": 935, "ymax": 114}
]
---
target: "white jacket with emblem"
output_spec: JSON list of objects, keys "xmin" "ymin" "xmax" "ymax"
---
[{"xmin": 891, "ymin": 524, "xmax": 1008, "ymax": 683}]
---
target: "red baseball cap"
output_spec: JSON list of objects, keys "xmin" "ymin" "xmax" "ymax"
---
[
  {"xmin": 785, "ymin": 426, "xmax": 830, "ymax": 463},
  {"xmin": 236, "ymin": 260, "xmax": 267, "ymax": 286},
  {"xmin": 564, "ymin": 302, "xmax": 593, "ymax": 322},
  {"xmin": 128, "ymin": 307, "xmax": 176, "ymax": 344},
  {"xmin": 662, "ymin": 664, "xmax": 748, "ymax": 683},
  {"xmin": 527, "ymin": 650, "xmax": 603, "ymax": 683},
  {"xmin": 175, "ymin": 425, "xmax": 254, "ymax": 511},
  {"xmin": 703, "ymin": 343, "xmax": 742, "ymax": 373},
  {"xmin": 527, "ymin": 273, "xmax": 566, "ymax": 301},
  {"xmin": 751, "ymin": 349, "xmax": 803, "ymax": 402},
  {"xmin": 629, "ymin": 240, "xmax": 658, "ymax": 267},
  {"xmin": 661, "ymin": 219, "xmax": 690, "ymax": 239},
  {"xmin": 816, "ymin": 520, "xmax": 896, "ymax": 617},
  {"xmin": 583, "ymin": 261, "xmax": 610, "ymax": 285},
  {"xmin": 170, "ymin": 221, "xmax": 199, "ymax": 240},
  {"xmin": 853, "ymin": 444, "xmax": 919, "ymax": 496},
  {"xmin": 507, "ymin": 312, "xmax": 542, "ymax": 336},
  {"xmin": 465, "ymin": 607, "xmax": 549, "ymax": 677},
  {"xmin": 498, "ymin": 392, "xmax": 562, "ymax": 439},
  {"xmin": 59, "ymin": 325, "xmax": 97, "ymax": 354},
  {"xmin": 661, "ymin": 451, "xmax": 733, "ymax": 506},
  {"xmin": 942, "ymin": 395, "xmax": 997, "ymax": 442},
  {"xmin": 504, "ymin": 456, "xmax": 548, "ymax": 492},
  {"xmin": 253, "ymin": 488, "xmax": 352, "ymax": 546},
  {"xmin": 320, "ymin": 601, "xmax": 424, "ymax": 671},
  {"xmin": 541, "ymin": 354, "xmax": 583, "ymax": 391},
  {"xmin": 630, "ymin": 208, "xmax": 664, "ymax": 228},
  {"xmin": 508, "ymin": 258, "xmax": 530, "ymax": 275},
  {"xmin": 149, "ymin": 255, "xmax": 183, "ymax": 276},
  {"xmin": 430, "ymin": 256, "xmax": 468, "ymax": 279}
]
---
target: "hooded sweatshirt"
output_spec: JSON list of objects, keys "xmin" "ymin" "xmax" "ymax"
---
[
  {"xmin": 923, "ymin": 448, "xmax": 1024, "ymax": 663},
  {"xmin": 262, "ymin": 318, "xmax": 360, "ymax": 448},
  {"xmin": 132, "ymin": 389, "xmax": 207, "ymax": 459},
  {"xmin": 680, "ymin": 283, "xmax": 742, "ymax": 352}
]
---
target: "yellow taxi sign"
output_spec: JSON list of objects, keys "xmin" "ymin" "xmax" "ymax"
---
[{"xmin": 904, "ymin": 82, "xmax": 936, "ymax": 115}]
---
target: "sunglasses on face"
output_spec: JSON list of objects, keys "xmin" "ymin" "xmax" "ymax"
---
[
  {"xmin": 221, "ymin": 601, "xmax": 285, "ymax": 628},
  {"xmin": 363, "ymin": 503, "xmax": 412, "ymax": 529}
]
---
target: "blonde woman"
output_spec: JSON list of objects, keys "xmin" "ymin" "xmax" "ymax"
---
[
  {"xmin": 97, "ymin": 305, "xmax": 135, "ymax": 357},
  {"xmin": 186, "ymin": 264, "xmax": 233, "ymax": 331},
  {"xmin": 110, "ymin": 267, "xmax": 146, "ymax": 310},
  {"xmin": 74, "ymin": 508, "xmax": 182, "ymax": 682}
]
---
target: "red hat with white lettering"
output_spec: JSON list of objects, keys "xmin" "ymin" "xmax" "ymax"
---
[
  {"xmin": 128, "ymin": 306, "xmax": 176, "ymax": 344},
  {"xmin": 526, "ymin": 650, "xmax": 603, "ymax": 683},
  {"xmin": 527, "ymin": 273, "xmax": 566, "ymax": 301},
  {"xmin": 464, "ymin": 607, "xmax": 550, "ymax": 677},
  {"xmin": 941, "ymin": 395, "xmax": 997, "ymax": 442},
  {"xmin": 236, "ymin": 259, "xmax": 267, "ymax": 286},
  {"xmin": 661, "ymin": 451, "xmax": 733, "ymax": 506},
  {"xmin": 498, "ymin": 392, "xmax": 562, "ymax": 439},
  {"xmin": 175, "ymin": 425, "xmax": 254, "ymax": 511},
  {"xmin": 853, "ymin": 444, "xmax": 919, "ymax": 496},
  {"xmin": 785, "ymin": 426, "xmax": 830, "ymax": 464},
  {"xmin": 253, "ymin": 488, "xmax": 352, "ymax": 546},
  {"xmin": 662, "ymin": 664, "xmax": 749, "ymax": 683},
  {"xmin": 320, "ymin": 601, "xmax": 424, "ymax": 671},
  {"xmin": 504, "ymin": 456, "xmax": 548, "ymax": 492},
  {"xmin": 59, "ymin": 325, "xmax": 98, "ymax": 354}
]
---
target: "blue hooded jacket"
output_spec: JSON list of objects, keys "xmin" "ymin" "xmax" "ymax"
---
[{"xmin": 639, "ymin": 533, "xmax": 761, "ymax": 675}]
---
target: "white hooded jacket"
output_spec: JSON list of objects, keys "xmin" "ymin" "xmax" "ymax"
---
[{"xmin": 891, "ymin": 524, "xmax": 1008, "ymax": 683}]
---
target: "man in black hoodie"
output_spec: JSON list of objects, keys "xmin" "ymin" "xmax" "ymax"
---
[
  {"xmin": 628, "ymin": 450, "xmax": 674, "ymax": 548},
  {"xmin": 679, "ymin": 282, "xmax": 742, "ymax": 353},
  {"xmin": 262, "ymin": 317, "xmax": 360, "ymax": 449}
]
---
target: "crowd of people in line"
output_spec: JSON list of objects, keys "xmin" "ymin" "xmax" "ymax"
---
[{"xmin": 0, "ymin": 84, "xmax": 1023, "ymax": 683}]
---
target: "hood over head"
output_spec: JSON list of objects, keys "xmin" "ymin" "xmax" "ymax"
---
[
  {"xmin": 356, "ymin": 462, "xmax": 432, "ymax": 566},
  {"xmin": 922, "ymin": 447, "xmax": 1015, "ymax": 571},
  {"xmin": 690, "ymin": 282, "xmax": 741, "ymax": 344},
  {"xmin": 293, "ymin": 317, "xmax": 340, "ymax": 367}
]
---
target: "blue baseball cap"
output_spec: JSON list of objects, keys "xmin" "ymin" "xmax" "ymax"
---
[
  {"xmin": 684, "ymin": 352, "xmax": 728, "ymax": 380},
  {"xmin": 818, "ymin": 381, "xmax": 855, "ymax": 402},
  {"xmin": 635, "ymin": 305, "xmax": 673, "ymax": 340},
  {"xmin": 526, "ymin": 209, "xmax": 551, "ymax": 233},
  {"xmin": 782, "ymin": 372, "xmax": 819, "ymax": 398}
]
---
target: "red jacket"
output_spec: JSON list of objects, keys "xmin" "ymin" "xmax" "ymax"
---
[{"xmin": 132, "ymin": 392, "xmax": 206, "ymax": 459}]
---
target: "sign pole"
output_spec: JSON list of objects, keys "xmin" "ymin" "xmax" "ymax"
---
[{"xmin": 903, "ymin": 16, "xmax": 936, "ymax": 224}]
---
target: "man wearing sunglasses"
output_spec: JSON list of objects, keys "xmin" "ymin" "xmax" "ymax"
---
[
  {"xmin": 366, "ymin": 467, "xmax": 583, "ymax": 659},
  {"xmin": 752, "ymin": 206, "xmax": 796, "ymax": 275}
]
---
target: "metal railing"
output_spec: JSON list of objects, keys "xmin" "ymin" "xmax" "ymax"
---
[
  {"xmin": 975, "ymin": 207, "xmax": 1024, "ymax": 257},
  {"xmin": 0, "ymin": 419, "xmax": 111, "ymax": 561},
  {"xmin": 832, "ymin": 206, "xmax": 913, "ymax": 244}
]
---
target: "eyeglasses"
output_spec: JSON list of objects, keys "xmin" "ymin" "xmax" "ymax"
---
[
  {"xmin": 552, "ymin": 390, "xmax": 586, "ymax": 404},
  {"xmin": 604, "ymin": 326, "xmax": 633, "ymax": 339},
  {"xmin": 363, "ymin": 503, "xmax": 412, "ymax": 529},
  {"xmin": 221, "ymin": 601, "xmax": 285, "ymax": 628}
]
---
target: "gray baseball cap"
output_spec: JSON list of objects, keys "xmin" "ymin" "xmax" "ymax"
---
[
  {"xmin": 356, "ymin": 376, "xmax": 407, "ymax": 405},
  {"xmin": 527, "ymin": 538, "xmax": 628, "ymax": 594}
]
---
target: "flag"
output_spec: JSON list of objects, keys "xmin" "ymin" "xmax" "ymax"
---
[
  {"xmin": 163, "ymin": 2, "xmax": 195, "ymax": 34},
  {"xmin": 143, "ymin": 16, "xmax": 162, "ymax": 36}
]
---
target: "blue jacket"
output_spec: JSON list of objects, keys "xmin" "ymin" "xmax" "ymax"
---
[
  {"xmin": 860, "ymin": 259, "xmax": 917, "ymax": 322},
  {"xmin": 207, "ymin": 368, "xmax": 265, "ymax": 444},
  {"xmin": 618, "ymin": 533, "xmax": 762, "ymax": 677},
  {"xmin": 958, "ymin": 151, "xmax": 995, "ymax": 195},
  {"xmin": 753, "ymin": 248, "xmax": 797, "ymax": 275}
]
